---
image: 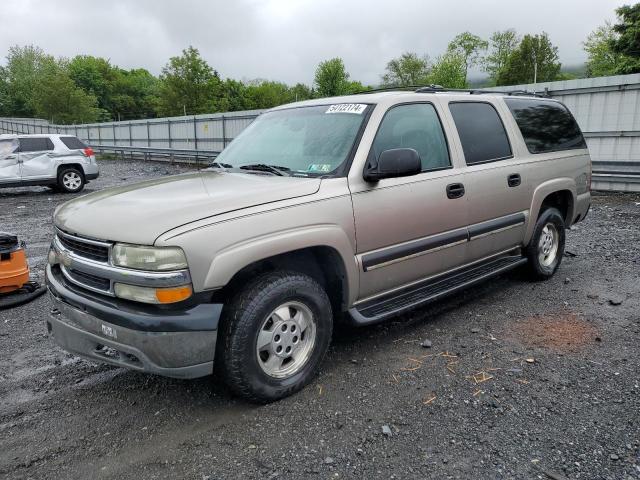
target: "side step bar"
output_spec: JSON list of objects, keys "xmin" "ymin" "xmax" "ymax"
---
[{"xmin": 349, "ymin": 255, "xmax": 527, "ymax": 326}]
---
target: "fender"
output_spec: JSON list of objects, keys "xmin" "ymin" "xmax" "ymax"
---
[
  {"xmin": 204, "ymin": 224, "xmax": 359, "ymax": 305},
  {"xmin": 525, "ymin": 177, "xmax": 576, "ymax": 245}
]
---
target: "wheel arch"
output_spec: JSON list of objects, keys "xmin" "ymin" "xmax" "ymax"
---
[
  {"xmin": 525, "ymin": 179, "xmax": 576, "ymax": 245},
  {"xmin": 204, "ymin": 226, "xmax": 359, "ymax": 312}
]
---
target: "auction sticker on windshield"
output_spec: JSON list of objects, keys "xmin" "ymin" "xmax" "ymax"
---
[{"xmin": 325, "ymin": 104, "xmax": 367, "ymax": 114}]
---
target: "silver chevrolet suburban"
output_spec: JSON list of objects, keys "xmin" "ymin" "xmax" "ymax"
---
[{"xmin": 46, "ymin": 88, "xmax": 591, "ymax": 402}]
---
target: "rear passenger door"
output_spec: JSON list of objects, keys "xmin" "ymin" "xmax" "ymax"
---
[
  {"xmin": 447, "ymin": 101, "xmax": 530, "ymax": 262},
  {"xmin": 350, "ymin": 102, "xmax": 469, "ymax": 300},
  {"xmin": 19, "ymin": 137, "xmax": 56, "ymax": 180}
]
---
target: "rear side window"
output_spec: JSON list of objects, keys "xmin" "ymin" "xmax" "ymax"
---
[
  {"xmin": 504, "ymin": 98, "xmax": 587, "ymax": 154},
  {"xmin": 18, "ymin": 137, "xmax": 54, "ymax": 152},
  {"xmin": 60, "ymin": 136, "xmax": 87, "ymax": 150},
  {"xmin": 449, "ymin": 102, "xmax": 512, "ymax": 165},
  {"xmin": 371, "ymin": 103, "xmax": 450, "ymax": 171}
]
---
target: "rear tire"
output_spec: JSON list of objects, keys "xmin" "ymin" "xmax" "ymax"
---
[
  {"xmin": 218, "ymin": 271, "xmax": 333, "ymax": 403},
  {"xmin": 57, "ymin": 167, "xmax": 85, "ymax": 193},
  {"xmin": 525, "ymin": 207, "xmax": 566, "ymax": 280}
]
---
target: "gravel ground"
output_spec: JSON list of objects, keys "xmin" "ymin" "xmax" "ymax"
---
[{"xmin": 1, "ymin": 159, "xmax": 639, "ymax": 480}]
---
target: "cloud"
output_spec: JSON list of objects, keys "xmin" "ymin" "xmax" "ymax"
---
[{"xmin": 0, "ymin": 0, "xmax": 624, "ymax": 85}]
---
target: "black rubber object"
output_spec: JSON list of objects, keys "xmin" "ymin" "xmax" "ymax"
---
[
  {"xmin": 525, "ymin": 207, "xmax": 566, "ymax": 280},
  {"xmin": 217, "ymin": 271, "xmax": 333, "ymax": 403},
  {"xmin": 0, "ymin": 281, "xmax": 47, "ymax": 310}
]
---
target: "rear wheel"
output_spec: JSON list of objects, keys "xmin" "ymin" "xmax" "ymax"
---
[
  {"xmin": 57, "ymin": 167, "xmax": 85, "ymax": 193},
  {"xmin": 525, "ymin": 207, "xmax": 566, "ymax": 280},
  {"xmin": 218, "ymin": 271, "xmax": 333, "ymax": 403}
]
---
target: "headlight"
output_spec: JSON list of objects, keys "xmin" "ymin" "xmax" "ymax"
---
[
  {"xmin": 114, "ymin": 283, "xmax": 193, "ymax": 304},
  {"xmin": 112, "ymin": 244, "xmax": 188, "ymax": 271}
]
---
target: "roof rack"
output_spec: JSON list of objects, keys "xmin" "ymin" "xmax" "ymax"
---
[
  {"xmin": 352, "ymin": 84, "xmax": 550, "ymax": 98},
  {"xmin": 414, "ymin": 85, "xmax": 550, "ymax": 98}
]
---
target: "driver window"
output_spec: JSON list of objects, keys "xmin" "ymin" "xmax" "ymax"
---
[{"xmin": 371, "ymin": 103, "xmax": 450, "ymax": 171}]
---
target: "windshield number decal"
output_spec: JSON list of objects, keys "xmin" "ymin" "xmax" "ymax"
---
[{"xmin": 325, "ymin": 104, "xmax": 367, "ymax": 114}]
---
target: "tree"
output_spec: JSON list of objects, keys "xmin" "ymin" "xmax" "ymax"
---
[
  {"xmin": 314, "ymin": 58, "xmax": 351, "ymax": 97},
  {"xmin": 32, "ymin": 63, "xmax": 100, "ymax": 124},
  {"xmin": 484, "ymin": 30, "xmax": 520, "ymax": 83},
  {"xmin": 381, "ymin": 52, "xmax": 430, "ymax": 86},
  {"xmin": 447, "ymin": 32, "xmax": 488, "ymax": 82},
  {"xmin": 496, "ymin": 33, "xmax": 561, "ymax": 86},
  {"xmin": 156, "ymin": 46, "xmax": 223, "ymax": 116},
  {"xmin": 610, "ymin": 3, "xmax": 640, "ymax": 74},
  {"xmin": 3, "ymin": 45, "xmax": 57, "ymax": 117},
  {"xmin": 584, "ymin": 22, "xmax": 624, "ymax": 77},
  {"xmin": 427, "ymin": 52, "xmax": 467, "ymax": 88}
]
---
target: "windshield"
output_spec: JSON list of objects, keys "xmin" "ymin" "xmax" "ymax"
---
[{"xmin": 214, "ymin": 104, "xmax": 369, "ymax": 176}]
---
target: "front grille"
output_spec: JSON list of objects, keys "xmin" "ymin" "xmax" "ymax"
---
[
  {"xmin": 66, "ymin": 268, "xmax": 111, "ymax": 291},
  {"xmin": 57, "ymin": 233, "xmax": 109, "ymax": 262}
]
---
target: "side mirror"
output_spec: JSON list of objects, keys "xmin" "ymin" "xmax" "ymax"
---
[{"xmin": 363, "ymin": 148, "xmax": 422, "ymax": 182}]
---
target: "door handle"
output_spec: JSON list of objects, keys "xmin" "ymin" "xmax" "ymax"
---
[
  {"xmin": 446, "ymin": 183, "xmax": 465, "ymax": 199},
  {"xmin": 508, "ymin": 173, "xmax": 521, "ymax": 187}
]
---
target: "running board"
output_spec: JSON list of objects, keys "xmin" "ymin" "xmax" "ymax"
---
[{"xmin": 349, "ymin": 255, "xmax": 527, "ymax": 326}]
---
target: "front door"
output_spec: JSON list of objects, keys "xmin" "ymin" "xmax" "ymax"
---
[
  {"xmin": 0, "ymin": 138, "xmax": 20, "ymax": 184},
  {"xmin": 18, "ymin": 137, "xmax": 56, "ymax": 180},
  {"xmin": 350, "ymin": 102, "xmax": 468, "ymax": 301}
]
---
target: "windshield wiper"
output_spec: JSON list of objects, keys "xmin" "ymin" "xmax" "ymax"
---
[
  {"xmin": 210, "ymin": 161, "xmax": 233, "ymax": 168},
  {"xmin": 239, "ymin": 164, "xmax": 291, "ymax": 176}
]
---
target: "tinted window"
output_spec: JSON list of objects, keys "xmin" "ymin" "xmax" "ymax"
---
[
  {"xmin": 449, "ymin": 102, "xmax": 512, "ymax": 165},
  {"xmin": 505, "ymin": 98, "xmax": 587, "ymax": 154},
  {"xmin": 60, "ymin": 136, "xmax": 87, "ymax": 150},
  {"xmin": 371, "ymin": 103, "xmax": 450, "ymax": 171},
  {"xmin": 19, "ymin": 137, "xmax": 53, "ymax": 152}
]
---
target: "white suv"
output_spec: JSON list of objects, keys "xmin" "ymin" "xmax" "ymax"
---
[{"xmin": 0, "ymin": 134, "xmax": 99, "ymax": 193}]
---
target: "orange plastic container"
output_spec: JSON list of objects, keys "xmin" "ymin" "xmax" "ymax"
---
[{"xmin": 0, "ymin": 248, "xmax": 30, "ymax": 293}]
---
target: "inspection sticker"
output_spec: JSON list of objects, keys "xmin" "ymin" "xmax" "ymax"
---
[{"xmin": 325, "ymin": 103, "xmax": 367, "ymax": 114}]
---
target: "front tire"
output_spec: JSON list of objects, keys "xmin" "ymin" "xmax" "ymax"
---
[
  {"xmin": 525, "ymin": 207, "xmax": 566, "ymax": 280},
  {"xmin": 218, "ymin": 271, "xmax": 333, "ymax": 403},
  {"xmin": 57, "ymin": 167, "xmax": 85, "ymax": 193}
]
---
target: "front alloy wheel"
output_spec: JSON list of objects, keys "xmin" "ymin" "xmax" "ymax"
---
[
  {"xmin": 256, "ymin": 301, "xmax": 317, "ymax": 379},
  {"xmin": 218, "ymin": 271, "xmax": 333, "ymax": 403}
]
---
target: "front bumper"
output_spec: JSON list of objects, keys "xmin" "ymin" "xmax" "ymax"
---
[{"xmin": 46, "ymin": 264, "xmax": 222, "ymax": 379}]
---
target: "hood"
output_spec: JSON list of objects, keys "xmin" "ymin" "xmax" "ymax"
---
[{"xmin": 55, "ymin": 171, "xmax": 321, "ymax": 245}]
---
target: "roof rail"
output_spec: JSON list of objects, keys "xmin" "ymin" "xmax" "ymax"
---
[
  {"xmin": 415, "ymin": 85, "xmax": 550, "ymax": 98},
  {"xmin": 352, "ymin": 85, "xmax": 551, "ymax": 98}
]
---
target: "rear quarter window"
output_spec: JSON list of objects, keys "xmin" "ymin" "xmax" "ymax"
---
[
  {"xmin": 60, "ymin": 136, "xmax": 87, "ymax": 150},
  {"xmin": 504, "ymin": 98, "xmax": 587, "ymax": 154}
]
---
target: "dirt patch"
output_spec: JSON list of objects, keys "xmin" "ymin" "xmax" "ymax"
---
[{"xmin": 510, "ymin": 312, "xmax": 599, "ymax": 352}]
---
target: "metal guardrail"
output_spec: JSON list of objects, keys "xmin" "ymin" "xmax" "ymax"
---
[{"xmin": 91, "ymin": 144, "xmax": 220, "ymax": 164}]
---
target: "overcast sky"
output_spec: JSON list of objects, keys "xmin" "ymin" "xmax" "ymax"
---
[{"xmin": 0, "ymin": 0, "xmax": 626, "ymax": 84}]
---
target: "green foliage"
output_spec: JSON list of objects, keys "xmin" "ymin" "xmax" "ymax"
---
[
  {"xmin": 447, "ymin": 32, "xmax": 488, "ymax": 82},
  {"xmin": 314, "ymin": 58, "xmax": 352, "ymax": 97},
  {"xmin": 381, "ymin": 52, "xmax": 430, "ymax": 86},
  {"xmin": 427, "ymin": 52, "xmax": 467, "ymax": 88},
  {"xmin": 156, "ymin": 46, "xmax": 224, "ymax": 116},
  {"xmin": 584, "ymin": 22, "xmax": 624, "ymax": 77},
  {"xmin": 32, "ymin": 62, "xmax": 100, "ymax": 124},
  {"xmin": 3, "ymin": 45, "xmax": 57, "ymax": 117},
  {"xmin": 610, "ymin": 4, "xmax": 640, "ymax": 74},
  {"xmin": 496, "ymin": 33, "xmax": 561, "ymax": 86},
  {"xmin": 484, "ymin": 29, "xmax": 520, "ymax": 84}
]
